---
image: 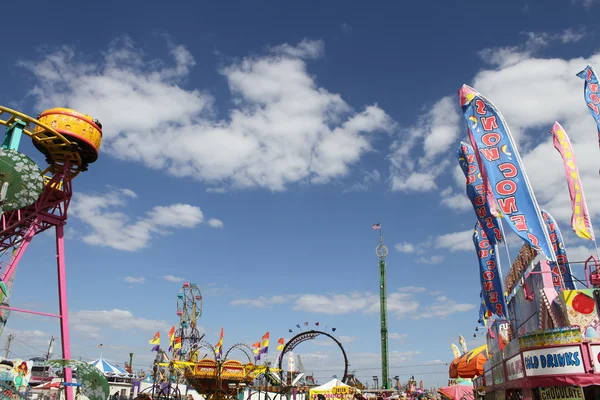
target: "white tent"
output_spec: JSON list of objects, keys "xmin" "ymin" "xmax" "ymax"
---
[
  {"xmin": 312, "ymin": 379, "xmax": 351, "ymax": 391},
  {"xmin": 309, "ymin": 378, "xmax": 356, "ymax": 400}
]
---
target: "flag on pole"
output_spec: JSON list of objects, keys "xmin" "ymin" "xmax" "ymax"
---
[
  {"xmin": 215, "ymin": 328, "xmax": 224, "ymax": 358},
  {"xmin": 457, "ymin": 141, "xmax": 502, "ymax": 244},
  {"xmin": 97, "ymin": 344, "xmax": 103, "ymax": 348},
  {"xmin": 252, "ymin": 341, "xmax": 261, "ymax": 361},
  {"xmin": 473, "ymin": 221, "xmax": 507, "ymax": 317},
  {"xmin": 541, "ymin": 209, "xmax": 576, "ymax": 292},
  {"xmin": 296, "ymin": 324, "xmax": 300, "ymax": 329},
  {"xmin": 459, "ymin": 84, "xmax": 555, "ymax": 261},
  {"xmin": 261, "ymin": 332, "xmax": 270, "ymax": 348},
  {"xmin": 172, "ymin": 337, "xmax": 182, "ymax": 350},
  {"xmin": 168, "ymin": 326, "xmax": 176, "ymax": 350},
  {"xmin": 576, "ymin": 65, "xmax": 600, "ymax": 149},
  {"xmin": 151, "ymin": 345, "xmax": 160, "ymax": 352},
  {"xmin": 276, "ymin": 338, "xmax": 285, "ymax": 351},
  {"xmin": 303, "ymin": 322, "xmax": 309, "ymax": 327},
  {"xmin": 149, "ymin": 332, "xmax": 160, "ymax": 345},
  {"xmin": 372, "ymin": 223, "xmax": 381, "ymax": 230},
  {"xmin": 550, "ymin": 122, "xmax": 595, "ymax": 240},
  {"xmin": 288, "ymin": 329, "xmax": 293, "ymax": 333},
  {"xmin": 315, "ymin": 322, "xmax": 320, "ymax": 326}
]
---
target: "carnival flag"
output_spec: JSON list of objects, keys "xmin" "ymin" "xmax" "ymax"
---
[
  {"xmin": 451, "ymin": 343, "xmax": 461, "ymax": 359},
  {"xmin": 460, "ymin": 85, "xmax": 555, "ymax": 261},
  {"xmin": 457, "ymin": 141, "xmax": 503, "ymax": 244},
  {"xmin": 149, "ymin": 332, "xmax": 160, "ymax": 345},
  {"xmin": 550, "ymin": 122, "xmax": 595, "ymax": 240},
  {"xmin": 215, "ymin": 327, "xmax": 224, "ymax": 358},
  {"xmin": 474, "ymin": 221, "xmax": 508, "ymax": 318},
  {"xmin": 541, "ymin": 209, "xmax": 576, "ymax": 291},
  {"xmin": 276, "ymin": 338, "xmax": 285, "ymax": 351},
  {"xmin": 576, "ymin": 65, "xmax": 600, "ymax": 148}
]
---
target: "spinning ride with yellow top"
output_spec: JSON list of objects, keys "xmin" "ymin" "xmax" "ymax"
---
[
  {"xmin": 158, "ymin": 342, "xmax": 277, "ymax": 400},
  {"xmin": 0, "ymin": 106, "xmax": 102, "ymax": 400}
]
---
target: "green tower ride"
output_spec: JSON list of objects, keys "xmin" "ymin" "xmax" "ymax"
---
[{"xmin": 375, "ymin": 230, "xmax": 390, "ymax": 389}]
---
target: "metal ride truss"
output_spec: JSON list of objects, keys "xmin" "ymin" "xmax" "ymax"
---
[
  {"xmin": 175, "ymin": 282, "xmax": 204, "ymax": 361},
  {"xmin": 0, "ymin": 106, "xmax": 87, "ymax": 400},
  {"xmin": 278, "ymin": 329, "xmax": 350, "ymax": 384}
]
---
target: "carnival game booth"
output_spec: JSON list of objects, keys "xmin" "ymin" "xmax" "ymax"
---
[
  {"xmin": 309, "ymin": 379, "xmax": 355, "ymax": 400},
  {"xmin": 476, "ymin": 247, "xmax": 600, "ymax": 400}
]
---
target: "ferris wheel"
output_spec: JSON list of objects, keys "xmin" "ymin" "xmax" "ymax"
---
[{"xmin": 174, "ymin": 282, "xmax": 203, "ymax": 360}]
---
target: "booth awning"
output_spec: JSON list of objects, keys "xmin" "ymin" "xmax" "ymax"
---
[
  {"xmin": 448, "ymin": 344, "xmax": 487, "ymax": 379},
  {"xmin": 438, "ymin": 384, "xmax": 474, "ymax": 400}
]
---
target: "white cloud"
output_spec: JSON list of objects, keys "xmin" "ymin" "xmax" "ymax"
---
[
  {"xmin": 389, "ymin": 96, "xmax": 460, "ymax": 192},
  {"xmin": 230, "ymin": 295, "xmax": 292, "ymax": 308},
  {"xmin": 389, "ymin": 333, "xmax": 408, "ymax": 340},
  {"xmin": 415, "ymin": 296, "xmax": 476, "ymax": 319},
  {"xmin": 71, "ymin": 188, "xmax": 204, "ymax": 251},
  {"xmin": 337, "ymin": 335, "xmax": 358, "ymax": 344},
  {"xmin": 397, "ymin": 286, "xmax": 426, "ymax": 293},
  {"xmin": 435, "ymin": 230, "xmax": 473, "ymax": 252},
  {"xmin": 230, "ymin": 290, "xmax": 448, "ymax": 319},
  {"xmin": 22, "ymin": 37, "xmax": 394, "ymax": 192},
  {"xmin": 417, "ymin": 255, "xmax": 444, "ymax": 264},
  {"xmin": 397, "ymin": 229, "xmax": 473, "ymax": 257},
  {"xmin": 70, "ymin": 309, "xmax": 170, "ymax": 338},
  {"xmin": 163, "ymin": 275, "xmax": 185, "ymax": 283},
  {"xmin": 269, "ymin": 39, "xmax": 325, "ymax": 59},
  {"xmin": 395, "ymin": 242, "xmax": 416, "ymax": 253},
  {"xmin": 124, "ymin": 276, "xmax": 145, "ymax": 284},
  {"xmin": 208, "ymin": 218, "xmax": 224, "ymax": 228}
]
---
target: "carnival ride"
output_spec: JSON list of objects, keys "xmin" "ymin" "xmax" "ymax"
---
[
  {"xmin": 155, "ymin": 342, "xmax": 260, "ymax": 400},
  {"xmin": 278, "ymin": 330, "xmax": 350, "ymax": 383},
  {"xmin": 0, "ymin": 106, "xmax": 102, "ymax": 400},
  {"xmin": 174, "ymin": 282, "xmax": 204, "ymax": 361}
]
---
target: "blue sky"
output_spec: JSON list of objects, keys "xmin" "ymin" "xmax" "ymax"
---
[{"xmin": 1, "ymin": 0, "xmax": 600, "ymax": 389}]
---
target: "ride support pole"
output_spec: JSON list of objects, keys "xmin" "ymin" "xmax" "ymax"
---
[{"xmin": 56, "ymin": 224, "xmax": 73, "ymax": 400}]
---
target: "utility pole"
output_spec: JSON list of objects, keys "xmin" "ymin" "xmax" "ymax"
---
[
  {"xmin": 4, "ymin": 334, "xmax": 14, "ymax": 358},
  {"xmin": 375, "ymin": 226, "xmax": 390, "ymax": 390}
]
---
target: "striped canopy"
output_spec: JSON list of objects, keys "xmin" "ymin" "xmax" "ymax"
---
[{"xmin": 89, "ymin": 359, "xmax": 128, "ymax": 376}]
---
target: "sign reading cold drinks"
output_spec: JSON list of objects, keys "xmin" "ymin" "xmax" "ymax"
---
[{"xmin": 523, "ymin": 346, "xmax": 585, "ymax": 376}]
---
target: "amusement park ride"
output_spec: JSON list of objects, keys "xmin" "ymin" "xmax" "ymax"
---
[
  {"xmin": 174, "ymin": 282, "xmax": 205, "ymax": 360},
  {"xmin": 144, "ymin": 283, "xmax": 354, "ymax": 400},
  {"xmin": 0, "ymin": 106, "xmax": 103, "ymax": 400}
]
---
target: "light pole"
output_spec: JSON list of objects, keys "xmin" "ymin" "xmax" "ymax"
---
[{"xmin": 375, "ymin": 230, "xmax": 390, "ymax": 390}]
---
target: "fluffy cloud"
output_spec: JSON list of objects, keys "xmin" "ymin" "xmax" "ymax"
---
[
  {"xmin": 70, "ymin": 188, "xmax": 206, "ymax": 251},
  {"xmin": 229, "ymin": 288, "xmax": 472, "ymax": 320},
  {"xmin": 70, "ymin": 309, "xmax": 170, "ymax": 338},
  {"xmin": 124, "ymin": 276, "xmax": 145, "ymax": 284},
  {"xmin": 22, "ymin": 37, "xmax": 394, "ymax": 192},
  {"xmin": 395, "ymin": 242, "xmax": 416, "ymax": 253},
  {"xmin": 417, "ymin": 255, "xmax": 445, "ymax": 264},
  {"xmin": 163, "ymin": 275, "xmax": 186, "ymax": 283},
  {"xmin": 389, "ymin": 333, "xmax": 408, "ymax": 340},
  {"xmin": 230, "ymin": 295, "xmax": 292, "ymax": 308},
  {"xmin": 208, "ymin": 218, "xmax": 224, "ymax": 228}
]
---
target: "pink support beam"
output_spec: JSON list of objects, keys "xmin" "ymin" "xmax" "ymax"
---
[
  {"xmin": 0, "ymin": 306, "xmax": 60, "ymax": 319},
  {"xmin": 0, "ymin": 223, "xmax": 37, "ymax": 283},
  {"xmin": 56, "ymin": 224, "xmax": 73, "ymax": 400}
]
